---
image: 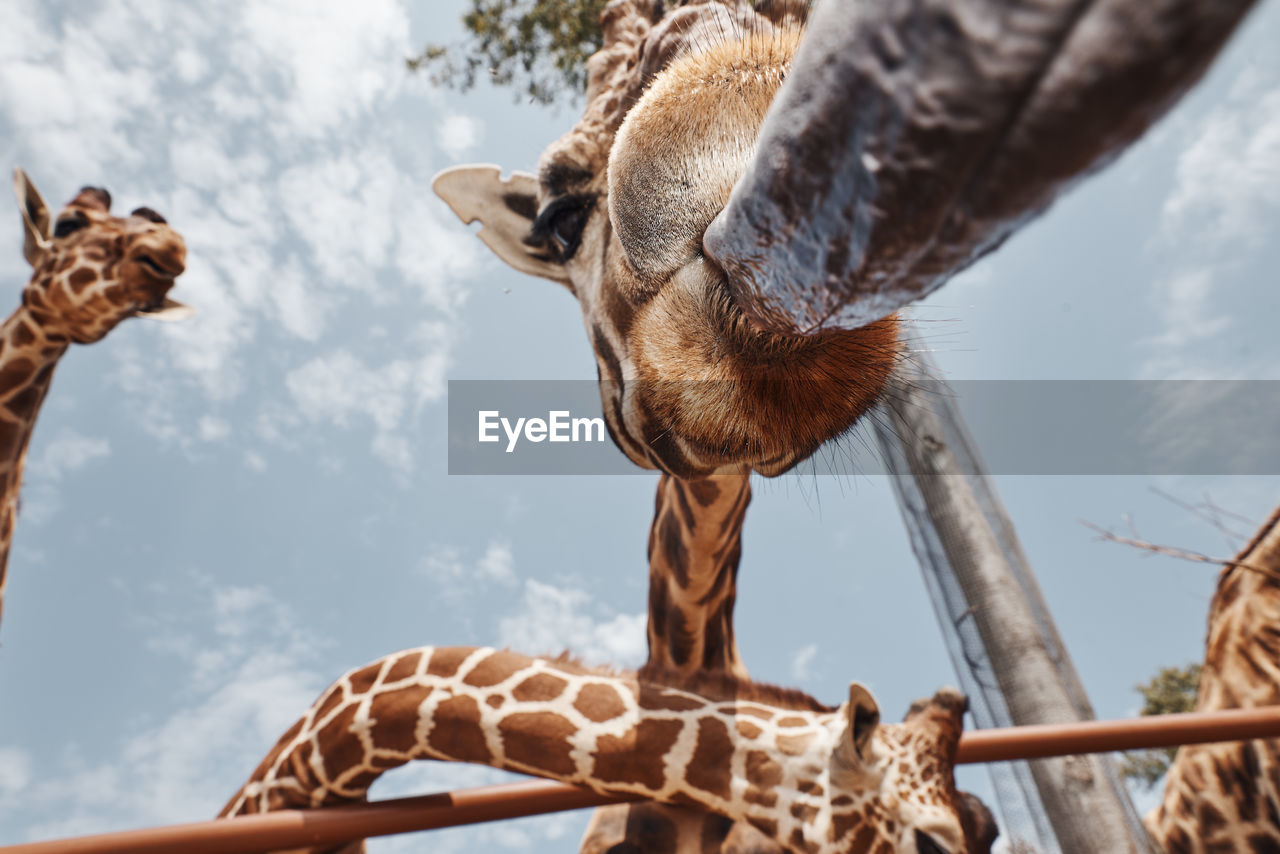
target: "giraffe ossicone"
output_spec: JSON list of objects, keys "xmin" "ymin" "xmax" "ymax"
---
[
  {"xmin": 223, "ymin": 645, "xmax": 996, "ymax": 854},
  {"xmin": 0, "ymin": 168, "xmax": 191, "ymax": 632}
]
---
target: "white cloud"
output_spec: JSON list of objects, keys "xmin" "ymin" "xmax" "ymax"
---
[
  {"xmin": 27, "ymin": 430, "xmax": 110, "ymax": 481},
  {"xmin": 421, "ymin": 541, "xmax": 518, "ymax": 594},
  {"xmin": 20, "ymin": 430, "xmax": 112, "ymax": 525},
  {"xmin": 277, "ymin": 151, "xmax": 398, "ymax": 287},
  {"xmin": 198, "ymin": 416, "xmax": 231, "ymax": 442},
  {"xmin": 239, "ymin": 0, "xmax": 410, "ymax": 137},
  {"xmin": 285, "ymin": 331, "xmax": 452, "ymax": 475},
  {"xmin": 1, "ymin": 0, "xmax": 479, "ymax": 456},
  {"xmin": 0, "ymin": 583, "xmax": 325, "ymax": 841},
  {"xmin": 791, "ymin": 643, "xmax": 819, "ymax": 682},
  {"xmin": 1143, "ymin": 60, "xmax": 1280, "ymax": 380},
  {"xmin": 1138, "ymin": 268, "xmax": 1232, "ymax": 379},
  {"xmin": 477, "ymin": 542, "xmax": 517, "ymax": 585},
  {"xmin": 437, "ymin": 113, "xmax": 482, "ymax": 159},
  {"xmin": 498, "ymin": 580, "xmax": 646, "ymax": 667},
  {"xmin": 1161, "ymin": 76, "xmax": 1280, "ymax": 250},
  {"xmin": 0, "ymin": 747, "xmax": 31, "ymax": 799}
]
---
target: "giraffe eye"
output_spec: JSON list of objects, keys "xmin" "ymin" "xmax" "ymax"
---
[
  {"xmin": 915, "ymin": 830, "xmax": 951, "ymax": 854},
  {"xmin": 53, "ymin": 215, "xmax": 88, "ymax": 238},
  {"xmin": 528, "ymin": 194, "xmax": 595, "ymax": 262}
]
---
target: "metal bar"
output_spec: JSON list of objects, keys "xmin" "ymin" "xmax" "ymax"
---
[
  {"xmin": 875, "ymin": 357, "xmax": 1156, "ymax": 852},
  {"xmin": 4, "ymin": 708, "xmax": 1278, "ymax": 854},
  {"xmin": 956, "ymin": 706, "xmax": 1280, "ymax": 764}
]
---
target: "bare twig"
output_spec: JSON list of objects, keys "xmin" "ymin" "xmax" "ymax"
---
[
  {"xmin": 1148, "ymin": 487, "xmax": 1253, "ymax": 547},
  {"xmin": 1081, "ymin": 521, "xmax": 1280, "ymax": 583}
]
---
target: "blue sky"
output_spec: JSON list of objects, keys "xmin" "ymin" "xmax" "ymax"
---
[{"xmin": 0, "ymin": 1, "xmax": 1277, "ymax": 851}]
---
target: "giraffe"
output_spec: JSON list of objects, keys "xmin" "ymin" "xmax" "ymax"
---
[
  {"xmin": 433, "ymin": 0, "xmax": 900, "ymax": 481},
  {"xmin": 1144, "ymin": 503, "xmax": 1280, "ymax": 852},
  {"xmin": 430, "ymin": 6, "xmax": 930, "ymax": 848},
  {"xmin": 0, "ymin": 168, "xmax": 189, "ymax": 632},
  {"xmin": 222, "ymin": 644, "xmax": 998, "ymax": 854}
]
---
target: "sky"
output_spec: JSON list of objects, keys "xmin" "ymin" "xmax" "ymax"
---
[{"xmin": 0, "ymin": 1, "xmax": 1278, "ymax": 851}]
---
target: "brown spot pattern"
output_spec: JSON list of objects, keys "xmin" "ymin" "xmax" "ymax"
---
[
  {"xmin": 67, "ymin": 267, "xmax": 96, "ymax": 292},
  {"xmin": 367, "ymin": 685, "xmax": 432, "ymax": 753},
  {"xmin": 594, "ymin": 718, "xmax": 683, "ymax": 790},
  {"xmin": 687, "ymin": 718, "xmax": 733, "ymax": 800},
  {"xmin": 512, "ymin": 672, "xmax": 569, "ymax": 702},
  {"xmin": 748, "ymin": 817, "xmax": 777, "ymax": 840},
  {"xmin": 463, "ymin": 650, "xmax": 525, "ymax": 687},
  {"xmin": 574, "ymin": 683, "xmax": 628, "ymax": 722},
  {"xmin": 499, "ymin": 711, "xmax": 578, "ymax": 775},
  {"xmin": 745, "ymin": 751, "xmax": 782, "ymax": 789},
  {"xmin": 426, "ymin": 695, "xmax": 492, "ymax": 763},
  {"xmin": 346, "ymin": 663, "xmax": 381, "ymax": 697},
  {"xmin": 311, "ymin": 685, "xmax": 346, "ymax": 724},
  {"xmin": 426, "ymin": 647, "xmax": 473, "ymax": 678},
  {"xmin": 0, "ymin": 419, "xmax": 23, "ymax": 461},
  {"xmin": 383, "ymin": 651, "xmax": 421, "ymax": 683},
  {"xmin": 639, "ymin": 687, "xmax": 705, "ymax": 712},
  {"xmin": 0, "ymin": 357, "xmax": 35, "ymax": 391},
  {"xmin": 315, "ymin": 705, "xmax": 367, "ymax": 784},
  {"xmin": 790, "ymin": 803, "xmax": 819, "ymax": 823}
]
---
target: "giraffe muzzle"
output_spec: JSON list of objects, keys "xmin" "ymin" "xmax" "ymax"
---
[{"xmin": 134, "ymin": 252, "xmax": 184, "ymax": 279}]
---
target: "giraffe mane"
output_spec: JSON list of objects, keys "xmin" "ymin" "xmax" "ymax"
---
[
  {"xmin": 637, "ymin": 662, "xmax": 835, "ymax": 712},
  {"xmin": 540, "ymin": 650, "xmax": 834, "ymax": 712}
]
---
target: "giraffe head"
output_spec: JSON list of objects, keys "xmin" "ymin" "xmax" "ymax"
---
[
  {"xmin": 13, "ymin": 168, "xmax": 189, "ymax": 344},
  {"xmin": 435, "ymin": 1, "xmax": 899, "ymax": 478},
  {"xmin": 829, "ymin": 683, "xmax": 997, "ymax": 854}
]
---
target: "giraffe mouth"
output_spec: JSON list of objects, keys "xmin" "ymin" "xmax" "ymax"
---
[{"xmin": 135, "ymin": 253, "xmax": 184, "ymax": 279}]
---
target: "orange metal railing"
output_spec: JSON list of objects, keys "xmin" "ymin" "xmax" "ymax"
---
[{"xmin": 4, "ymin": 706, "xmax": 1279, "ymax": 854}]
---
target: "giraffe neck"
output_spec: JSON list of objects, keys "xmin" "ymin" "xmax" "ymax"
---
[
  {"xmin": 647, "ymin": 473, "xmax": 751, "ymax": 677},
  {"xmin": 1145, "ymin": 505, "xmax": 1280, "ymax": 850},
  {"xmin": 222, "ymin": 646, "xmax": 858, "ymax": 852},
  {"xmin": 0, "ymin": 305, "xmax": 69, "ymax": 622},
  {"xmin": 580, "ymin": 473, "xmax": 774, "ymax": 854}
]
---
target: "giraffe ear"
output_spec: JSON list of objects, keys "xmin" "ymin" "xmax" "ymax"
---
[
  {"xmin": 842, "ymin": 682, "xmax": 881, "ymax": 764},
  {"xmin": 137, "ymin": 298, "xmax": 195, "ymax": 322},
  {"xmin": 13, "ymin": 167, "xmax": 52, "ymax": 267},
  {"xmin": 432, "ymin": 164, "xmax": 572, "ymax": 287}
]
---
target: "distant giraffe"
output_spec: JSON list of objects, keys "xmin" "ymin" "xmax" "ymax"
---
[
  {"xmin": 222, "ymin": 645, "xmax": 997, "ymax": 854},
  {"xmin": 0, "ymin": 168, "xmax": 188, "ymax": 633},
  {"xmin": 1145, "ymin": 503, "xmax": 1280, "ymax": 852}
]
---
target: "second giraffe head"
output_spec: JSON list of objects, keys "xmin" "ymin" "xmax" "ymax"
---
[{"xmin": 14, "ymin": 167, "xmax": 190, "ymax": 344}]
